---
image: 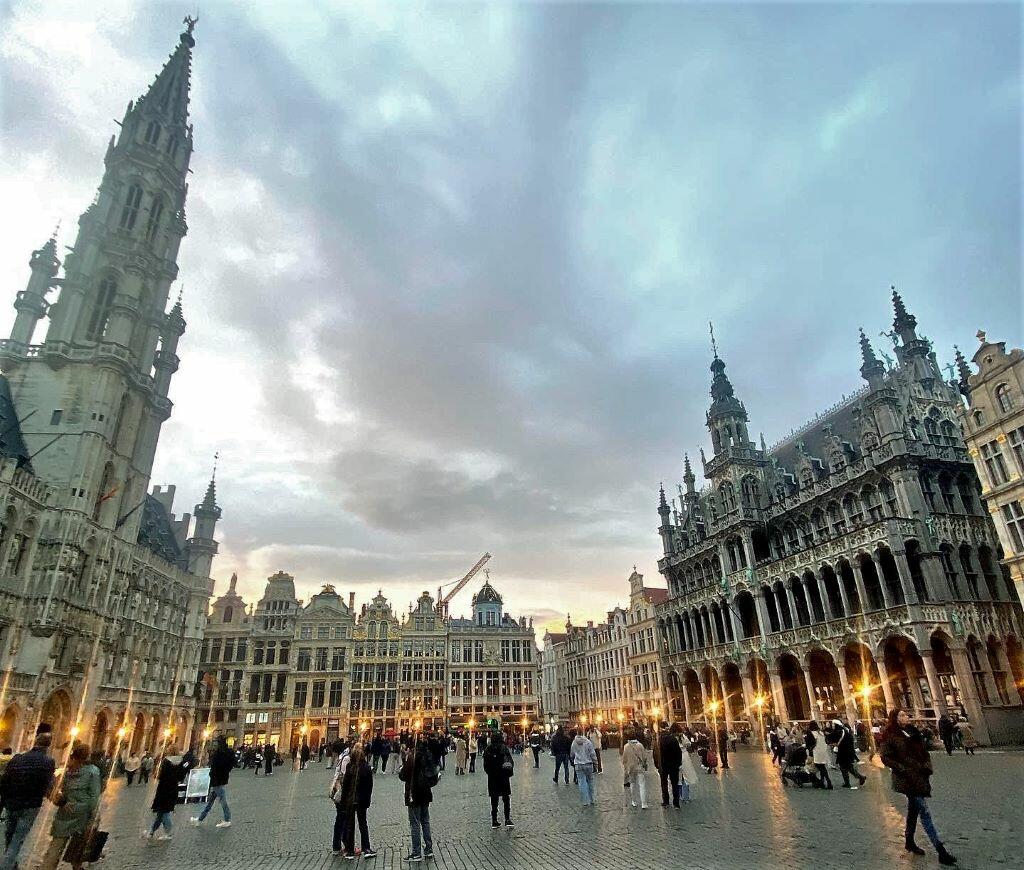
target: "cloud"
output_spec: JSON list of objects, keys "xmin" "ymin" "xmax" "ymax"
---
[{"xmin": 0, "ymin": 1, "xmax": 1019, "ymax": 636}]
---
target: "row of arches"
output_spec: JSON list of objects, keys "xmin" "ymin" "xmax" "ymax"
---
[
  {"xmin": 664, "ymin": 632, "xmax": 1024, "ymax": 732},
  {"xmin": 660, "ymin": 546, "xmax": 918, "ymax": 653},
  {"xmin": 0, "ymin": 691, "xmax": 192, "ymax": 755}
]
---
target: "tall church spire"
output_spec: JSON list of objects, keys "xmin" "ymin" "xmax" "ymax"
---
[{"xmin": 0, "ymin": 21, "xmax": 202, "ymax": 538}]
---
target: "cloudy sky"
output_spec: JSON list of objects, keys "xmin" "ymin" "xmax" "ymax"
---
[{"xmin": 1, "ymin": 1, "xmax": 1020, "ymax": 635}]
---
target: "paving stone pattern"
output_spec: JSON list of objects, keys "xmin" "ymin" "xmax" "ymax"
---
[{"xmin": 26, "ymin": 748, "xmax": 1023, "ymax": 869}]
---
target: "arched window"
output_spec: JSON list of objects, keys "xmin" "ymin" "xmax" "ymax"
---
[
  {"xmin": 719, "ymin": 482, "xmax": 736, "ymax": 513},
  {"xmin": 741, "ymin": 476, "xmax": 760, "ymax": 509},
  {"xmin": 144, "ymin": 121, "xmax": 161, "ymax": 146},
  {"xmin": 972, "ymin": 410, "xmax": 985, "ymax": 428},
  {"xmin": 923, "ymin": 408, "xmax": 941, "ymax": 444},
  {"xmin": 145, "ymin": 198, "xmax": 165, "ymax": 242},
  {"xmin": 996, "ymin": 384, "xmax": 1014, "ymax": 413},
  {"xmin": 119, "ymin": 184, "xmax": 143, "ymax": 230},
  {"xmin": 86, "ymin": 276, "xmax": 117, "ymax": 341},
  {"xmin": 167, "ymin": 137, "xmax": 179, "ymax": 160}
]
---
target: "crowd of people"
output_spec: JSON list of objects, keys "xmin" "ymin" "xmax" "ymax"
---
[{"xmin": 0, "ymin": 707, "xmax": 966, "ymax": 867}]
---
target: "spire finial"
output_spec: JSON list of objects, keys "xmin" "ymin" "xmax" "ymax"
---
[
  {"xmin": 50, "ymin": 219, "xmax": 61, "ymax": 242},
  {"xmin": 183, "ymin": 14, "xmax": 198, "ymax": 35},
  {"xmin": 709, "ymin": 321, "xmax": 719, "ymax": 359},
  {"xmin": 976, "ymin": 329, "xmax": 987, "ymax": 344}
]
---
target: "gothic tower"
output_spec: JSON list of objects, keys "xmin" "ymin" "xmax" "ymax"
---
[{"xmin": 0, "ymin": 20, "xmax": 198, "ymax": 542}]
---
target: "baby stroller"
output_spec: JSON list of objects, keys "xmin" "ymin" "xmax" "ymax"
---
[{"xmin": 780, "ymin": 744, "xmax": 821, "ymax": 788}]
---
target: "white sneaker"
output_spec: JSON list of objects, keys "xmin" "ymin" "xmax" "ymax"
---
[
  {"xmin": 630, "ymin": 801, "xmax": 637, "ymax": 808},
  {"xmin": 154, "ymin": 832, "xmax": 172, "ymax": 841},
  {"xmin": 190, "ymin": 818, "xmax": 202, "ymax": 826},
  {"xmin": 216, "ymin": 821, "xmax": 232, "ymax": 828}
]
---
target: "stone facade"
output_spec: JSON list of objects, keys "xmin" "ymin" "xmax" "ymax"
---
[
  {"xmin": 955, "ymin": 333, "xmax": 1024, "ymax": 609},
  {"xmin": 399, "ymin": 591, "xmax": 447, "ymax": 732},
  {"xmin": 446, "ymin": 579, "xmax": 540, "ymax": 732},
  {"xmin": 654, "ymin": 293, "xmax": 1024, "ymax": 744},
  {"xmin": 626, "ymin": 570, "xmax": 668, "ymax": 722},
  {"xmin": 0, "ymin": 22, "xmax": 220, "ymax": 754}
]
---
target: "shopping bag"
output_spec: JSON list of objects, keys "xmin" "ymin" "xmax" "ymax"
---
[{"xmin": 85, "ymin": 830, "xmax": 109, "ymax": 862}]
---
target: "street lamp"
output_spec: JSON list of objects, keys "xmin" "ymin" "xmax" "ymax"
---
[
  {"xmin": 856, "ymin": 683, "xmax": 876, "ymax": 756},
  {"xmin": 116, "ymin": 726, "xmax": 128, "ymax": 740},
  {"xmin": 752, "ymin": 695, "xmax": 767, "ymax": 750},
  {"xmin": 69, "ymin": 724, "xmax": 81, "ymax": 739},
  {"xmin": 617, "ymin": 710, "xmax": 625, "ymax": 751},
  {"xmin": 707, "ymin": 700, "xmax": 721, "ymax": 756}
]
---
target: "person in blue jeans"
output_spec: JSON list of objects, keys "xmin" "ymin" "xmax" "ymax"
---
[
  {"xmin": 0, "ymin": 725, "xmax": 56, "ymax": 870},
  {"xmin": 399, "ymin": 742, "xmax": 435, "ymax": 861},
  {"xmin": 192, "ymin": 738, "xmax": 235, "ymax": 828},
  {"xmin": 880, "ymin": 708, "xmax": 957, "ymax": 866},
  {"xmin": 570, "ymin": 730, "xmax": 597, "ymax": 806}
]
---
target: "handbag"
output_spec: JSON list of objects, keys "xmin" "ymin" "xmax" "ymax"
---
[{"xmin": 84, "ymin": 830, "xmax": 109, "ymax": 863}]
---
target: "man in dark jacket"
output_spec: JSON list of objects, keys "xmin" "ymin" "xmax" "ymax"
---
[
  {"xmin": 482, "ymin": 731, "xmax": 515, "ymax": 828},
  {"xmin": 549, "ymin": 726, "xmax": 571, "ymax": 784},
  {"xmin": 399, "ymin": 741, "xmax": 435, "ymax": 862},
  {"xmin": 657, "ymin": 726, "xmax": 683, "ymax": 808},
  {"xmin": 936, "ymin": 714, "xmax": 955, "ymax": 756},
  {"xmin": 0, "ymin": 725, "xmax": 55, "ymax": 870},
  {"xmin": 192, "ymin": 737, "xmax": 235, "ymax": 827}
]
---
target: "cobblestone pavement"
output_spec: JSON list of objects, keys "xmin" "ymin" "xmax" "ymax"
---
[{"xmin": 16, "ymin": 748, "xmax": 1022, "ymax": 869}]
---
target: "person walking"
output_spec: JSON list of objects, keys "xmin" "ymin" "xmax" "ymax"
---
[
  {"xmin": 146, "ymin": 746, "xmax": 187, "ymax": 841},
  {"xmin": 333, "ymin": 742, "xmax": 376, "ymax": 859},
  {"xmin": 936, "ymin": 714, "xmax": 955, "ymax": 756},
  {"xmin": 621, "ymin": 731, "xmax": 650, "ymax": 809},
  {"xmin": 675, "ymin": 726, "xmax": 698, "ymax": 802},
  {"xmin": 399, "ymin": 739, "xmax": 437, "ymax": 862},
  {"xmin": 529, "ymin": 731, "xmax": 542, "ymax": 769},
  {"xmin": 300, "ymin": 742, "xmax": 310, "ymax": 770},
  {"xmin": 123, "ymin": 752, "xmax": 141, "ymax": 787},
  {"xmin": 955, "ymin": 719, "xmax": 977, "ymax": 756},
  {"xmin": 139, "ymin": 751, "xmax": 154, "ymax": 785},
  {"xmin": 657, "ymin": 725, "xmax": 682, "ymax": 808},
  {"xmin": 467, "ymin": 733, "xmax": 478, "ymax": 774},
  {"xmin": 880, "ymin": 709, "xmax": 957, "ymax": 865},
  {"xmin": 0, "ymin": 724, "xmax": 56, "ymax": 870},
  {"xmin": 37, "ymin": 742, "xmax": 100, "ymax": 870},
  {"xmin": 263, "ymin": 743, "xmax": 275, "ymax": 776},
  {"xmin": 550, "ymin": 725, "xmax": 571, "ymax": 785},
  {"xmin": 483, "ymin": 731, "xmax": 515, "ymax": 827},
  {"xmin": 191, "ymin": 737, "xmax": 235, "ymax": 828},
  {"xmin": 570, "ymin": 729, "xmax": 597, "ymax": 807},
  {"xmin": 379, "ymin": 735, "xmax": 391, "ymax": 775},
  {"xmin": 454, "ymin": 734, "xmax": 468, "ymax": 775},
  {"xmin": 806, "ymin": 722, "xmax": 833, "ymax": 789},
  {"xmin": 832, "ymin": 720, "xmax": 866, "ymax": 789},
  {"xmin": 586, "ymin": 726, "xmax": 604, "ymax": 773}
]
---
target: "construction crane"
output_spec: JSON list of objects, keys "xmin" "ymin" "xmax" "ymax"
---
[{"xmin": 436, "ymin": 552, "xmax": 491, "ymax": 618}]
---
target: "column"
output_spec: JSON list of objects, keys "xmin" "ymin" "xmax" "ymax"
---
[
  {"xmin": 703, "ymin": 611, "xmax": 714, "ymax": 647},
  {"xmin": 753, "ymin": 589, "xmax": 770, "ymax": 639},
  {"xmin": 769, "ymin": 672, "xmax": 789, "ymax": 723},
  {"xmin": 835, "ymin": 662, "xmax": 858, "ymax": 728},
  {"xmin": 723, "ymin": 690, "xmax": 735, "ymax": 731},
  {"xmin": 784, "ymin": 583, "xmax": 800, "ymax": 626},
  {"xmin": 681, "ymin": 683, "xmax": 692, "ymax": 726},
  {"xmin": 875, "ymin": 660, "xmax": 896, "ymax": 712},
  {"xmin": 835, "ymin": 568, "xmax": 852, "ymax": 618},
  {"xmin": 870, "ymin": 553, "xmax": 893, "ymax": 609},
  {"xmin": 802, "ymin": 667, "xmax": 818, "ymax": 720},
  {"xmin": 815, "ymin": 572, "xmax": 834, "ymax": 621},
  {"xmin": 851, "ymin": 559, "xmax": 871, "ymax": 611},
  {"xmin": 892, "ymin": 548, "xmax": 920, "ymax": 605},
  {"xmin": 727, "ymin": 599, "xmax": 741, "ymax": 642},
  {"xmin": 740, "ymin": 672, "xmax": 760, "ymax": 738},
  {"xmin": 919, "ymin": 650, "xmax": 947, "ymax": 716},
  {"xmin": 697, "ymin": 680, "xmax": 708, "ymax": 722},
  {"xmin": 775, "ymin": 588, "xmax": 790, "ymax": 628},
  {"xmin": 950, "ymin": 647, "xmax": 992, "ymax": 744},
  {"xmin": 740, "ymin": 533, "xmax": 755, "ymax": 571}
]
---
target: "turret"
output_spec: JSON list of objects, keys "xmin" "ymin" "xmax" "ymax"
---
[
  {"xmin": 705, "ymin": 325, "xmax": 753, "ymax": 457},
  {"xmin": 890, "ymin": 287, "xmax": 937, "ymax": 385},
  {"xmin": 6, "ymin": 230, "xmax": 60, "ymax": 351},
  {"xmin": 954, "ymin": 345, "xmax": 973, "ymax": 398},
  {"xmin": 859, "ymin": 328, "xmax": 885, "ymax": 387},
  {"xmin": 658, "ymin": 484, "xmax": 674, "ymax": 557},
  {"xmin": 682, "ymin": 453, "xmax": 696, "ymax": 497},
  {"xmin": 154, "ymin": 293, "xmax": 186, "ymax": 397},
  {"xmin": 187, "ymin": 460, "xmax": 221, "ymax": 578}
]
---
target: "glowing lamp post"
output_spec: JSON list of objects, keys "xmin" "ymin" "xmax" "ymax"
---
[
  {"xmin": 856, "ymin": 683, "xmax": 875, "ymax": 756},
  {"xmin": 69, "ymin": 724, "xmax": 81, "ymax": 739},
  {"xmin": 753, "ymin": 695, "xmax": 767, "ymax": 750},
  {"xmin": 617, "ymin": 710, "xmax": 625, "ymax": 751}
]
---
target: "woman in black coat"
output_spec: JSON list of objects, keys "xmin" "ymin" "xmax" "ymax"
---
[
  {"xmin": 147, "ymin": 749, "xmax": 187, "ymax": 839},
  {"xmin": 482, "ymin": 731, "xmax": 514, "ymax": 828},
  {"xmin": 333, "ymin": 744, "xmax": 376, "ymax": 858},
  {"xmin": 879, "ymin": 709, "xmax": 956, "ymax": 865}
]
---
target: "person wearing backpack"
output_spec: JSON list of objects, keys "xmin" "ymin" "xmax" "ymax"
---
[
  {"xmin": 399, "ymin": 739, "xmax": 436, "ymax": 862},
  {"xmin": 482, "ymin": 731, "xmax": 515, "ymax": 828}
]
